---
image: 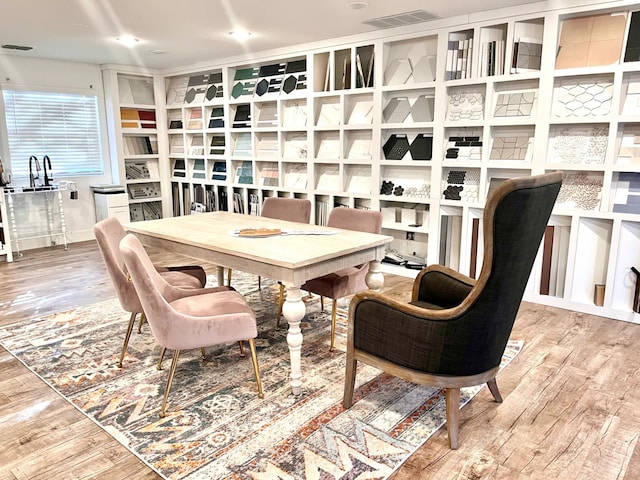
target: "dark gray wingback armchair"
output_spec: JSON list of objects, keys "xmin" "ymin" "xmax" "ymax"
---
[{"xmin": 342, "ymin": 172, "xmax": 562, "ymax": 449}]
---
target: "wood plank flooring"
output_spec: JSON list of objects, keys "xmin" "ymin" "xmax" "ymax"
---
[{"xmin": 1, "ymin": 241, "xmax": 640, "ymax": 479}]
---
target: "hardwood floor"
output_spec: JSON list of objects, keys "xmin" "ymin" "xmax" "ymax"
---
[{"xmin": 1, "ymin": 241, "xmax": 640, "ymax": 479}]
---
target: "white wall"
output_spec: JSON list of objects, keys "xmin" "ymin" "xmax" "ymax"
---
[{"xmin": 0, "ymin": 55, "xmax": 115, "ymax": 248}]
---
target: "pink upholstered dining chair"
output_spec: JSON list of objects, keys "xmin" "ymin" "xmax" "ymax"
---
[
  {"xmin": 93, "ymin": 217, "xmax": 207, "ymax": 367},
  {"xmin": 120, "ymin": 233, "xmax": 264, "ymax": 417},
  {"xmin": 278, "ymin": 207, "xmax": 383, "ymax": 350}
]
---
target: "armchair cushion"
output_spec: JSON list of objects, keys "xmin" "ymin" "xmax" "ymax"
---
[{"xmin": 412, "ymin": 268, "xmax": 475, "ymax": 308}]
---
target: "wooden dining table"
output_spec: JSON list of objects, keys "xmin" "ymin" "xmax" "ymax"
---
[{"xmin": 126, "ymin": 211, "xmax": 393, "ymax": 395}]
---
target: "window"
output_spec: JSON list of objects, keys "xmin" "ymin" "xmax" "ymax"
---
[{"xmin": 2, "ymin": 89, "xmax": 104, "ymax": 177}]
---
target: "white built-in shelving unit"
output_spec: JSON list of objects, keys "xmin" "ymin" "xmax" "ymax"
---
[
  {"xmin": 102, "ymin": 0, "xmax": 640, "ymax": 323},
  {"xmin": 102, "ymin": 68, "xmax": 168, "ymax": 221}
]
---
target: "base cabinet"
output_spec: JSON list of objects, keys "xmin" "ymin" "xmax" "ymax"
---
[{"xmin": 94, "ymin": 191, "xmax": 130, "ymax": 224}]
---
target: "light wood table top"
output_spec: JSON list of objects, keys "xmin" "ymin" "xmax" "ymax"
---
[{"xmin": 126, "ymin": 211, "xmax": 393, "ymax": 286}]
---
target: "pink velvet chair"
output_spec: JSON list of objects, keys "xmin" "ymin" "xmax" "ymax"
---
[
  {"xmin": 278, "ymin": 208, "xmax": 383, "ymax": 350},
  {"xmin": 120, "ymin": 233, "xmax": 264, "ymax": 417},
  {"xmin": 94, "ymin": 217, "xmax": 207, "ymax": 367}
]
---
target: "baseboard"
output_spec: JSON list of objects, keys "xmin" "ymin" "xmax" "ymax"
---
[{"xmin": 10, "ymin": 228, "xmax": 95, "ymax": 252}]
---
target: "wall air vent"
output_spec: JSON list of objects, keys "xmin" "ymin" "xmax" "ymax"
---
[
  {"xmin": 362, "ymin": 10, "xmax": 439, "ymax": 29},
  {"xmin": 2, "ymin": 44, "xmax": 33, "ymax": 51}
]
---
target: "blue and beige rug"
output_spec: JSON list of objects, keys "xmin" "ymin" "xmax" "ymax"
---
[{"xmin": 0, "ymin": 274, "xmax": 522, "ymax": 479}]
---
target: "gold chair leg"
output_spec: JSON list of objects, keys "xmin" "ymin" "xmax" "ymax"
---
[
  {"xmin": 330, "ymin": 300, "xmax": 337, "ymax": 351},
  {"xmin": 227, "ymin": 268, "xmax": 232, "ymax": 286},
  {"xmin": 137, "ymin": 312, "xmax": 146, "ymax": 334},
  {"xmin": 238, "ymin": 341, "xmax": 245, "ymax": 357},
  {"xmin": 248, "ymin": 338, "xmax": 264, "ymax": 398},
  {"xmin": 445, "ymin": 387, "xmax": 460, "ymax": 449},
  {"xmin": 258, "ymin": 276, "xmax": 261, "ymax": 289},
  {"xmin": 320, "ymin": 296, "xmax": 325, "ymax": 311},
  {"xmin": 160, "ymin": 349, "xmax": 181, "ymax": 418},
  {"xmin": 201, "ymin": 347, "xmax": 206, "ymax": 360},
  {"xmin": 157, "ymin": 347, "xmax": 167, "ymax": 370},
  {"xmin": 487, "ymin": 378, "xmax": 503, "ymax": 403},
  {"xmin": 118, "ymin": 312, "xmax": 137, "ymax": 368},
  {"xmin": 276, "ymin": 284, "xmax": 285, "ymax": 329}
]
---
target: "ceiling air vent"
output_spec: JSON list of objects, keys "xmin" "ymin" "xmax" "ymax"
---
[
  {"xmin": 2, "ymin": 44, "xmax": 33, "ymax": 51},
  {"xmin": 363, "ymin": 10, "xmax": 439, "ymax": 29}
]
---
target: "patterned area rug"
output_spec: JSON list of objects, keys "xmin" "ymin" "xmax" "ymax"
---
[{"xmin": 0, "ymin": 274, "xmax": 522, "ymax": 479}]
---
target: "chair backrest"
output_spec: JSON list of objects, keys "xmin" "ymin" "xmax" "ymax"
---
[
  {"xmin": 443, "ymin": 171, "xmax": 562, "ymax": 376},
  {"xmin": 119, "ymin": 233, "xmax": 183, "ymax": 346},
  {"xmin": 261, "ymin": 197, "xmax": 311, "ymax": 223},
  {"xmin": 327, "ymin": 207, "xmax": 382, "ymax": 234},
  {"xmin": 93, "ymin": 217, "xmax": 142, "ymax": 313}
]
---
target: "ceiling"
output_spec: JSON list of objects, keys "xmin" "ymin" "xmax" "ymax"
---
[{"xmin": 0, "ymin": 0, "xmax": 542, "ymax": 71}]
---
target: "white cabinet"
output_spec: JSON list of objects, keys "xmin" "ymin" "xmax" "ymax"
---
[{"xmin": 94, "ymin": 190, "xmax": 129, "ymax": 224}]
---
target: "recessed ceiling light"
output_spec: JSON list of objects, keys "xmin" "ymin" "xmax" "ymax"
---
[
  {"xmin": 116, "ymin": 34, "xmax": 139, "ymax": 47},
  {"xmin": 229, "ymin": 30, "xmax": 252, "ymax": 41},
  {"xmin": 150, "ymin": 49, "xmax": 166, "ymax": 55},
  {"xmin": 346, "ymin": 1, "xmax": 369, "ymax": 9}
]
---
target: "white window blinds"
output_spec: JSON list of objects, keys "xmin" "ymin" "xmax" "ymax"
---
[{"xmin": 2, "ymin": 89, "xmax": 104, "ymax": 177}]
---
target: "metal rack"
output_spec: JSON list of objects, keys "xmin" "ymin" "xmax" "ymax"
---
[
  {"xmin": 5, "ymin": 185, "xmax": 68, "ymax": 257},
  {"xmin": 0, "ymin": 187, "xmax": 14, "ymax": 262}
]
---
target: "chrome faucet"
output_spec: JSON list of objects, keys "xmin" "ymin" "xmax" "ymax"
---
[
  {"xmin": 43, "ymin": 155, "xmax": 52, "ymax": 187},
  {"xmin": 29, "ymin": 155, "xmax": 40, "ymax": 188}
]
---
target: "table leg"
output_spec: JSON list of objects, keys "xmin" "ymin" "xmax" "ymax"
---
[
  {"xmin": 365, "ymin": 260, "xmax": 384, "ymax": 291},
  {"xmin": 216, "ymin": 266, "xmax": 225, "ymax": 286},
  {"xmin": 283, "ymin": 285, "xmax": 306, "ymax": 395}
]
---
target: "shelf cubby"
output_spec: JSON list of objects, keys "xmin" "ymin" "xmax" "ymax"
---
[
  {"xmin": 488, "ymin": 125, "xmax": 535, "ymax": 164},
  {"xmin": 477, "ymin": 23, "xmax": 508, "ymax": 78},
  {"xmin": 570, "ymin": 217, "xmax": 613, "ymax": 306},
  {"xmin": 511, "ymin": 18, "xmax": 544, "ymax": 74},
  {"xmin": 538, "ymin": 215, "xmax": 572, "ymax": 299},
  {"xmin": 315, "ymin": 163, "xmax": 340, "ymax": 192},
  {"xmin": 382, "ymin": 88, "xmax": 435, "ymax": 126},
  {"xmin": 547, "ymin": 124, "xmax": 609, "ymax": 166},
  {"xmin": 344, "ymin": 164, "xmax": 372, "ymax": 194},
  {"xmin": 315, "ymin": 96, "xmax": 341, "ymax": 127},
  {"xmin": 383, "ymin": 35, "xmax": 438, "ymax": 87},
  {"xmin": 282, "ymin": 132, "xmax": 308, "ymax": 159},
  {"xmin": 610, "ymin": 220, "xmax": 640, "ymax": 315},
  {"xmin": 281, "ymin": 99, "xmax": 308, "ymax": 128}
]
